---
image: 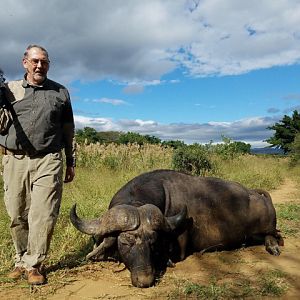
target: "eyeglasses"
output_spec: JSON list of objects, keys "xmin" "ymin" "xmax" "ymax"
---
[{"xmin": 26, "ymin": 58, "xmax": 50, "ymax": 67}]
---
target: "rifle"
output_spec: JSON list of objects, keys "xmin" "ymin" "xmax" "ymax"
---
[
  {"xmin": 0, "ymin": 69, "xmax": 36, "ymax": 152},
  {"xmin": 0, "ymin": 68, "xmax": 7, "ymax": 106},
  {"xmin": 0, "ymin": 68, "xmax": 13, "ymax": 134}
]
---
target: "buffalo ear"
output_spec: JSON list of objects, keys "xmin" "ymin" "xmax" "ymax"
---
[{"xmin": 164, "ymin": 205, "xmax": 187, "ymax": 231}]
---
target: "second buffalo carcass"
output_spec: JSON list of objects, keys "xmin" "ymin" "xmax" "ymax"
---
[{"xmin": 70, "ymin": 169, "xmax": 283, "ymax": 288}]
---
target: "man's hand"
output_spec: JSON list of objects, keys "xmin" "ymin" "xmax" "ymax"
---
[{"xmin": 64, "ymin": 166, "xmax": 75, "ymax": 183}]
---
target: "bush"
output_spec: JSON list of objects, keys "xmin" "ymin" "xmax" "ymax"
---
[
  {"xmin": 290, "ymin": 133, "xmax": 300, "ymax": 166},
  {"xmin": 210, "ymin": 137, "xmax": 251, "ymax": 159},
  {"xmin": 172, "ymin": 144, "xmax": 212, "ymax": 176}
]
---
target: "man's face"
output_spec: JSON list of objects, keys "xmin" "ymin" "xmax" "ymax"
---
[{"xmin": 22, "ymin": 47, "xmax": 49, "ymax": 85}]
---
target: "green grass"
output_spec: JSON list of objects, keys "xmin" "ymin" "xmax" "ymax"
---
[
  {"xmin": 210, "ymin": 154, "xmax": 288, "ymax": 190},
  {"xmin": 276, "ymin": 202, "xmax": 300, "ymax": 237},
  {"xmin": 167, "ymin": 269, "xmax": 288, "ymax": 299},
  {"xmin": 184, "ymin": 280, "xmax": 230, "ymax": 299},
  {"xmin": 259, "ymin": 269, "xmax": 288, "ymax": 297},
  {"xmin": 276, "ymin": 202, "xmax": 300, "ymax": 221}
]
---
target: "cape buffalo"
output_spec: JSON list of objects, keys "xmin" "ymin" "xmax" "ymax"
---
[{"xmin": 70, "ymin": 169, "xmax": 283, "ymax": 288}]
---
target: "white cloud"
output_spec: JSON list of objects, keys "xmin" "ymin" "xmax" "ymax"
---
[
  {"xmin": 74, "ymin": 114, "xmax": 279, "ymax": 147},
  {"xmin": 268, "ymin": 108, "xmax": 281, "ymax": 114},
  {"xmin": 122, "ymin": 84, "xmax": 145, "ymax": 94},
  {"xmin": 1, "ymin": 0, "xmax": 299, "ymax": 82},
  {"xmin": 74, "ymin": 115, "xmax": 119, "ymax": 131},
  {"xmin": 283, "ymin": 94, "xmax": 300, "ymax": 101},
  {"xmin": 283, "ymin": 105, "xmax": 300, "ymax": 113},
  {"xmin": 94, "ymin": 98, "xmax": 128, "ymax": 106},
  {"xmin": 1, "ymin": 1, "xmax": 298, "ymax": 147}
]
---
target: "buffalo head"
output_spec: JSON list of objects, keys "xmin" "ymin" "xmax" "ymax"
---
[{"xmin": 70, "ymin": 203, "xmax": 187, "ymax": 288}]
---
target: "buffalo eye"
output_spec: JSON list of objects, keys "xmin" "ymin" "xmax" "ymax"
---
[
  {"xmin": 118, "ymin": 233, "xmax": 135, "ymax": 247},
  {"xmin": 147, "ymin": 232, "xmax": 157, "ymax": 244}
]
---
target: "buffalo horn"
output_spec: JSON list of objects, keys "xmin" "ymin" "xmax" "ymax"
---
[
  {"xmin": 70, "ymin": 204, "xmax": 140, "ymax": 237},
  {"xmin": 164, "ymin": 205, "xmax": 188, "ymax": 231}
]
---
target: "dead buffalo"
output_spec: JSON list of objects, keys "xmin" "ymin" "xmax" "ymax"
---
[{"xmin": 70, "ymin": 169, "xmax": 283, "ymax": 288}]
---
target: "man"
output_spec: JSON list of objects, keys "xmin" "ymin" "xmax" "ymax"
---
[{"xmin": 0, "ymin": 45, "xmax": 76, "ymax": 285}]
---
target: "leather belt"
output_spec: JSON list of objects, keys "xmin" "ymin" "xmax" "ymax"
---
[{"xmin": 0, "ymin": 146, "xmax": 28, "ymax": 156}]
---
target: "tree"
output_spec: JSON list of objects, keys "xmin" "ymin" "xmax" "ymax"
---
[
  {"xmin": 76, "ymin": 127, "xmax": 100, "ymax": 144},
  {"xmin": 162, "ymin": 140, "xmax": 186, "ymax": 149},
  {"xmin": 232, "ymin": 141, "xmax": 251, "ymax": 154},
  {"xmin": 118, "ymin": 132, "xmax": 161, "ymax": 145},
  {"xmin": 211, "ymin": 136, "xmax": 251, "ymax": 159},
  {"xmin": 97, "ymin": 131, "xmax": 122, "ymax": 143},
  {"xmin": 118, "ymin": 132, "xmax": 147, "ymax": 145},
  {"xmin": 144, "ymin": 134, "xmax": 161, "ymax": 144},
  {"xmin": 290, "ymin": 132, "xmax": 300, "ymax": 165},
  {"xmin": 266, "ymin": 110, "xmax": 300, "ymax": 153}
]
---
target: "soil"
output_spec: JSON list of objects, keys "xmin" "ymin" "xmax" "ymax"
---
[{"xmin": 1, "ymin": 179, "xmax": 299, "ymax": 299}]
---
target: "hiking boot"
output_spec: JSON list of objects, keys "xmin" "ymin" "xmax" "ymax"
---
[
  {"xmin": 7, "ymin": 267, "xmax": 25, "ymax": 280},
  {"xmin": 27, "ymin": 268, "xmax": 46, "ymax": 285}
]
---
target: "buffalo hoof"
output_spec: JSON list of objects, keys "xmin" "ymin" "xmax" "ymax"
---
[
  {"xmin": 266, "ymin": 245, "xmax": 281, "ymax": 256},
  {"xmin": 265, "ymin": 235, "xmax": 281, "ymax": 256},
  {"xmin": 166, "ymin": 259, "xmax": 175, "ymax": 268}
]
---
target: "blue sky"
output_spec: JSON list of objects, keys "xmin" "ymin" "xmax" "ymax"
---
[{"xmin": 1, "ymin": 0, "xmax": 300, "ymax": 147}]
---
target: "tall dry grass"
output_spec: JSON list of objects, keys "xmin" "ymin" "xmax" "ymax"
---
[
  {"xmin": 76, "ymin": 142, "xmax": 173, "ymax": 171},
  {"xmin": 209, "ymin": 154, "xmax": 289, "ymax": 190}
]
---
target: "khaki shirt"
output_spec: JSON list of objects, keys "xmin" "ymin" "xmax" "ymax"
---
[{"xmin": 0, "ymin": 78, "xmax": 76, "ymax": 167}]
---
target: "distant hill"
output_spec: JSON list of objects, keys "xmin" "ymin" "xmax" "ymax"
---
[{"xmin": 250, "ymin": 147, "xmax": 285, "ymax": 155}]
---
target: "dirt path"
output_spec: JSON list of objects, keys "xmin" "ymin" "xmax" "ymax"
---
[
  {"xmin": 1, "ymin": 179, "xmax": 300, "ymax": 299},
  {"xmin": 270, "ymin": 178, "xmax": 299, "ymax": 204}
]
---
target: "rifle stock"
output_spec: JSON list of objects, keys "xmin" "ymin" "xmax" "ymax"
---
[
  {"xmin": 0, "ymin": 68, "xmax": 7, "ymax": 107},
  {"xmin": 0, "ymin": 68, "xmax": 14, "ymax": 135}
]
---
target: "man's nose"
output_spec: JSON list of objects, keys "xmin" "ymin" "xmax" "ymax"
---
[{"xmin": 36, "ymin": 60, "xmax": 43, "ymax": 67}]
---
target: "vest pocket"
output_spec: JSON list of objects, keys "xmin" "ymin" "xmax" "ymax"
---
[{"xmin": 47, "ymin": 96, "xmax": 64, "ymax": 124}]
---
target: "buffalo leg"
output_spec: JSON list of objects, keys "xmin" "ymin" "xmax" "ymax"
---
[
  {"xmin": 177, "ymin": 231, "xmax": 188, "ymax": 260},
  {"xmin": 265, "ymin": 235, "xmax": 281, "ymax": 256}
]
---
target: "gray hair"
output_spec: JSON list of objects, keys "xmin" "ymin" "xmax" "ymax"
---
[{"xmin": 23, "ymin": 44, "xmax": 49, "ymax": 59}]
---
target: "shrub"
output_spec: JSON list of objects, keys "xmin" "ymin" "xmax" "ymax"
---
[
  {"xmin": 290, "ymin": 133, "xmax": 300, "ymax": 166},
  {"xmin": 172, "ymin": 144, "xmax": 212, "ymax": 176},
  {"xmin": 210, "ymin": 137, "xmax": 251, "ymax": 160}
]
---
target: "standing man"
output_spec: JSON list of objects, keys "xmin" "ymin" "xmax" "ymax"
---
[{"xmin": 0, "ymin": 45, "xmax": 76, "ymax": 285}]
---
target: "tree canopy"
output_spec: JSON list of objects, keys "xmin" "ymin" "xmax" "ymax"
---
[
  {"xmin": 76, "ymin": 127, "xmax": 122, "ymax": 144},
  {"xmin": 266, "ymin": 110, "xmax": 300, "ymax": 153},
  {"xmin": 75, "ymin": 128, "xmax": 251, "ymax": 155},
  {"xmin": 118, "ymin": 132, "xmax": 161, "ymax": 145}
]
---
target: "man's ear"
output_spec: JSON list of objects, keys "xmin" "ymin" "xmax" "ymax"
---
[{"xmin": 22, "ymin": 58, "xmax": 28, "ymax": 69}]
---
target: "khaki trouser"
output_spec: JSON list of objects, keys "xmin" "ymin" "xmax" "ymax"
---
[{"xmin": 2, "ymin": 152, "xmax": 63, "ymax": 270}]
